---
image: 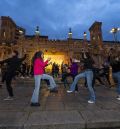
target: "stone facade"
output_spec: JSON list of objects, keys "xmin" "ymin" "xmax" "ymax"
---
[
  {"xmin": 0, "ymin": 16, "xmax": 25, "ymax": 45},
  {"xmin": 0, "ymin": 17, "xmax": 120, "ymax": 69}
]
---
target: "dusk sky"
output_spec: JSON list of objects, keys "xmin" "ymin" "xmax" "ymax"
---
[{"xmin": 0, "ymin": 0, "xmax": 120, "ymax": 40}]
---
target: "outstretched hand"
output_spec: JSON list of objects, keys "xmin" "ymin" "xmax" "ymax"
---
[{"xmin": 47, "ymin": 57, "xmax": 51, "ymax": 61}]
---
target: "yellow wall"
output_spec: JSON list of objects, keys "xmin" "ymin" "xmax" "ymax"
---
[{"xmin": 44, "ymin": 54, "xmax": 65, "ymax": 72}]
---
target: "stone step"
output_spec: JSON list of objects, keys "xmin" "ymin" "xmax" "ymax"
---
[{"xmin": 0, "ymin": 110, "xmax": 120, "ymax": 129}]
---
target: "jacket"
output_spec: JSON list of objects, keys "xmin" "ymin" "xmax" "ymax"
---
[
  {"xmin": 34, "ymin": 58, "xmax": 48, "ymax": 75},
  {"xmin": 0, "ymin": 55, "xmax": 26, "ymax": 75}
]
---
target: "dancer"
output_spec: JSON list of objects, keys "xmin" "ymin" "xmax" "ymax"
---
[
  {"xmin": 109, "ymin": 50, "xmax": 120, "ymax": 100},
  {"xmin": 61, "ymin": 58, "xmax": 79, "ymax": 91},
  {"xmin": 67, "ymin": 52, "xmax": 96, "ymax": 104},
  {"xmin": 0, "ymin": 50, "xmax": 26, "ymax": 100},
  {"xmin": 31, "ymin": 51, "xmax": 58, "ymax": 107}
]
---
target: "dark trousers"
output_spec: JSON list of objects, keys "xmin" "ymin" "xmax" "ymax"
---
[
  {"xmin": 62, "ymin": 73, "xmax": 78, "ymax": 91},
  {"xmin": 1, "ymin": 73, "xmax": 6, "ymax": 83},
  {"xmin": 100, "ymin": 73, "xmax": 111, "ymax": 85},
  {"xmin": 44, "ymin": 79, "xmax": 50, "ymax": 86},
  {"xmin": 5, "ymin": 74, "xmax": 14, "ymax": 97}
]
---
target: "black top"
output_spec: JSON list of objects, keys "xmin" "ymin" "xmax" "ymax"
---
[
  {"xmin": 82, "ymin": 58, "xmax": 94, "ymax": 70},
  {"xmin": 0, "ymin": 55, "xmax": 26, "ymax": 74},
  {"xmin": 80, "ymin": 53, "xmax": 94, "ymax": 70},
  {"xmin": 110, "ymin": 59, "xmax": 120, "ymax": 73}
]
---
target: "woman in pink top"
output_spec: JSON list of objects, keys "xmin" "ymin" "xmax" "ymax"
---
[{"xmin": 31, "ymin": 51, "xmax": 58, "ymax": 106}]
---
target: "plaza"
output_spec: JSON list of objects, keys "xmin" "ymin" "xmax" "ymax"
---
[{"xmin": 0, "ymin": 78, "xmax": 120, "ymax": 129}]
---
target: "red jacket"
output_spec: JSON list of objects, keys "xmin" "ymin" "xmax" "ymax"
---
[{"xmin": 34, "ymin": 58, "xmax": 48, "ymax": 75}]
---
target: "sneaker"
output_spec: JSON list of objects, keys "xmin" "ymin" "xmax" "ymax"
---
[
  {"xmin": 88, "ymin": 100, "xmax": 95, "ymax": 104},
  {"xmin": 116, "ymin": 95, "xmax": 120, "ymax": 101},
  {"xmin": 30, "ymin": 103, "xmax": 40, "ymax": 107},
  {"xmin": 75, "ymin": 90, "xmax": 78, "ymax": 93},
  {"xmin": 4, "ymin": 96, "xmax": 14, "ymax": 101},
  {"xmin": 67, "ymin": 90, "xmax": 73, "ymax": 93},
  {"xmin": 21, "ymin": 76, "xmax": 24, "ymax": 79}
]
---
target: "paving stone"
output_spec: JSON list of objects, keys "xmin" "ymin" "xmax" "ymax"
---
[
  {"xmin": 0, "ymin": 79, "xmax": 120, "ymax": 129},
  {"xmin": 24, "ymin": 111, "xmax": 85, "ymax": 129},
  {"xmin": 45, "ymin": 102, "xmax": 65, "ymax": 111},
  {"xmin": 0, "ymin": 111, "xmax": 28, "ymax": 129},
  {"xmin": 81, "ymin": 110, "xmax": 120, "ymax": 129}
]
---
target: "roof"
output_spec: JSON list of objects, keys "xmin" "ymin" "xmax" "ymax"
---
[{"xmin": 89, "ymin": 21, "xmax": 102, "ymax": 31}]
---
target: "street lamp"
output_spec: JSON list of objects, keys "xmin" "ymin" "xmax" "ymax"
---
[
  {"xmin": 19, "ymin": 30, "xmax": 24, "ymax": 57},
  {"xmin": 19, "ymin": 30, "xmax": 24, "ymax": 35},
  {"xmin": 83, "ymin": 32, "xmax": 89, "ymax": 52},
  {"xmin": 110, "ymin": 27, "xmax": 120, "ymax": 43}
]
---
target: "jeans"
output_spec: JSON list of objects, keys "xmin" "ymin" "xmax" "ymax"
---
[
  {"xmin": 70, "ymin": 70, "xmax": 96, "ymax": 101},
  {"xmin": 31, "ymin": 74, "xmax": 57, "ymax": 103},
  {"xmin": 112, "ymin": 71, "xmax": 120, "ymax": 95}
]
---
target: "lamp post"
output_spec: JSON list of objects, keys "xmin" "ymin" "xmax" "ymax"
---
[
  {"xmin": 19, "ymin": 30, "xmax": 24, "ymax": 57},
  {"xmin": 110, "ymin": 27, "xmax": 120, "ymax": 43},
  {"xmin": 83, "ymin": 32, "xmax": 88, "ymax": 52}
]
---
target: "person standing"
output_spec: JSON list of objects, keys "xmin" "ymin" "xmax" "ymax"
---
[
  {"xmin": 61, "ymin": 59, "xmax": 79, "ymax": 90},
  {"xmin": 109, "ymin": 50, "xmax": 120, "ymax": 100},
  {"xmin": 0, "ymin": 50, "xmax": 26, "ymax": 100},
  {"xmin": 67, "ymin": 52, "xmax": 96, "ymax": 104},
  {"xmin": 31, "ymin": 51, "xmax": 58, "ymax": 107}
]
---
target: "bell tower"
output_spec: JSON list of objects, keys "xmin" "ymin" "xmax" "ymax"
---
[{"xmin": 89, "ymin": 21, "xmax": 103, "ymax": 49}]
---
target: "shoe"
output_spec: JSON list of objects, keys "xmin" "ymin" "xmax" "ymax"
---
[
  {"xmin": 4, "ymin": 96, "xmax": 14, "ymax": 101},
  {"xmin": 30, "ymin": 103, "xmax": 40, "ymax": 107},
  {"xmin": 88, "ymin": 100, "xmax": 95, "ymax": 104},
  {"xmin": 75, "ymin": 90, "xmax": 78, "ymax": 93},
  {"xmin": 116, "ymin": 95, "xmax": 120, "ymax": 101},
  {"xmin": 50, "ymin": 87, "xmax": 58, "ymax": 93},
  {"xmin": 67, "ymin": 90, "xmax": 73, "ymax": 93}
]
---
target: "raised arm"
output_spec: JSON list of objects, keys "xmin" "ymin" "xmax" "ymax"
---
[{"xmin": 0, "ymin": 58, "xmax": 11, "ymax": 65}]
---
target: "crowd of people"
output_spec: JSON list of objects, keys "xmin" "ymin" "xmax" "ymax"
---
[{"xmin": 0, "ymin": 48, "xmax": 120, "ymax": 106}]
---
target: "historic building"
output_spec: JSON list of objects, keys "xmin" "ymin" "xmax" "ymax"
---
[
  {"xmin": 0, "ymin": 16, "xmax": 120, "ymax": 71},
  {"xmin": 0, "ymin": 16, "xmax": 25, "ymax": 44}
]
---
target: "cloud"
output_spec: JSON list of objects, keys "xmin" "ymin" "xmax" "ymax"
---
[{"xmin": 0, "ymin": 0, "xmax": 120, "ymax": 40}]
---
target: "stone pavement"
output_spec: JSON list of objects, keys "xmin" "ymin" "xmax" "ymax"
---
[{"xmin": 0, "ymin": 78, "xmax": 120, "ymax": 129}]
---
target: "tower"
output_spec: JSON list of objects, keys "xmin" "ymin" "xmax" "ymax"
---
[
  {"xmin": 89, "ymin": 21, "xmax": 103, "ymax": 49},
  {"xmin": 35, "ymin": 26, "xmax": 40, "ymax": 36},
  {"xmin": 35, "ymin": 26, "xmax": 40, "ymax": 51},
  {"xmin": 68, "ymin": 28, "xmax": 72, "ymax": 39}
]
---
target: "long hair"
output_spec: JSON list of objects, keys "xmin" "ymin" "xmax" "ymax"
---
[{"xmin": 32, "ymin": 51, "xmax": 43, "ymax": 65}]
